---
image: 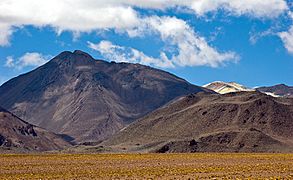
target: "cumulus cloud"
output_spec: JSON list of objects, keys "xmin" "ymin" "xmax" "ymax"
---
[
  {"xmin": 1, "ymin": 0, "xmax": 290, "ymax": 67},
  {"xmin": 187, "ymin": 0, "xmax": 288, "ymax": 18},
  {"xmin": 0, "ymin": 0, "xmax": 140, "ymax": 46},
  {"xmin": 88, "ymin": 41, "xmax": 174, "ymax": 68},
  {"xmin": 89, "ymin": 16, "xmax": 238, "ymax": 68},
  {"xmin": 5, "ymin": 52, "xmax": 51, "ymax": 69},
  {"xmin": 145, "ymin": 16, "xmax": 238, "ymax": 67},
  {"xmin": 0, "ymin": 0, "xmax": 289, "ymax": 46}
]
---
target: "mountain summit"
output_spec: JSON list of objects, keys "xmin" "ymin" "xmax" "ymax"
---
[
  {"xmin": 0, "ymin": 50, "xmax": 212, "ymax": 143},
  {"xmin": 203, "ymin": 81, "xmax": 253, "ymax": 94}
]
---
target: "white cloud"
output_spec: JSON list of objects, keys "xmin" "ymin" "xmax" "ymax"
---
[
  {"xmin": 188, "ymin": 0, "xmax": 288, "ymax": 18},
  {"xmin": 279, "ymin": 26, "xmax": 293, "ymax": 54},
  {"xmin": 0, "ymin": 0, "xmax": 140, "ymax": 46},
  {"xmin": 148, "ymin": 16, "xmax": 238, "ymax": 67},
  {"xmin": 75, "ymin": 0, "xmax": 289, "ymax": 18},
  {"xmin": 0, "ymin": 24, "xmax": 13, "ymax": 46},
  {"xmin": 0, "ymin": 0, "xmax": 289, "ymax": 46},
  {"xmin": 89, "ymin": 16, "xmax": 238, "ymax": 68},
  {"xmin": 0, "ymin": 0, "xmax": 289, "ymax": 65},
  {"xmin": 4, "ymin": 56, "xmax": 14, "ymax": 67},
  {"xmin": 0, "ymin": 0, "xmax": 242, "ymax": 68},
  {"xmin": 5, "ymin": 52, "xmax": 51, "ymax": 69},
  {"xmin": 0, "ymin": 0, "xmax": 140, "ymax": 31},
  {"xmin": 249, "ymin": 28, "xmax": 276, "ymax": 45},
  {"xmin": 88, "ymin": 40, "xmax": 174, "ymax": 68},
  {"xmin": 278, "ymin": 11, "xmax": 293, "ymax": 54},
  {"xmin": 289, "ymin": 11, "xmax": 293, "ymax": 19}
]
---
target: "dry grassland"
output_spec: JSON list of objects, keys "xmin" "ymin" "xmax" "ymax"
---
[{"xmin": 0, "ymin": 153, "xmax": 292, "ymax": 179}]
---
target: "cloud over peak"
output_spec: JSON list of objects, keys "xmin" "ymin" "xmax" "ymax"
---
[
  {"xmin": 88, "ymin": 40, "xmax": 174, "ymax": 68},
  {"xmin": 0, "ymin": 0, "xmax": 289, "ymax": 46},
  {"xmin": 89, "ymin": 16, "xmax": 238, "ymax": 68},
  {"xmin": 0, "ymin": 0, "xmax": 291, "ymax": 70}
]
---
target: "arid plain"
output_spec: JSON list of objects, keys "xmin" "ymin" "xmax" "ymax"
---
[{"xmin": 0, "ymin": 153, "xmax": 292, "ymax": 179}]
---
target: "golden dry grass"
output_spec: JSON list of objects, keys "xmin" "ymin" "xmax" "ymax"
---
[{"xmin": 0, "ymin": 153, "xmax": 292, "ymax": 179}]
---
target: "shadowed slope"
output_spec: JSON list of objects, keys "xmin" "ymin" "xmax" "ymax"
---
[{"xmin": 0, "ymin": 107, "xmax": 71, "ymax": 152}]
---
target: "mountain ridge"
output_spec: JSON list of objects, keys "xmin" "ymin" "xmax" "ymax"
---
[
  {"xmin": 203, "ymin": 81, "xmax": 293, "ymax": 97},
  {"xmin": 256, "ymin": 84, "xmax": 293, "ymax": 97},
  {"xmin": 104, "ymin": 91, "xmax": 293, "ymax": 153}
]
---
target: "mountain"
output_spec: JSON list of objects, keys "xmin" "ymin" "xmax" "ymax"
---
[
  {"xmin": 257, "ymin": 84, "xmax": 293, "ymax": 97},
  {"xmin": 0, "ymin": 50, "xmax": 212, "ymax": 143},
  {"xmin": 0, "ymin": 106, "xmax": 70, "ymax": 152},
  {"xmin": 104, "ymin": 91, "xmax": 293, "ymax": 153},
  {"xmin": 204, "ymin": 82, "xmax": 293, "ymax": 98},
  {"xmin": 203, "ymin": 81, "xmax": 253, "ymax": 94}
]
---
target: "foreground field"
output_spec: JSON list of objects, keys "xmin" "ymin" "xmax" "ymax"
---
[{"xmin": 0, "ymin": 153, "xmax": 292, "ymax": 179}]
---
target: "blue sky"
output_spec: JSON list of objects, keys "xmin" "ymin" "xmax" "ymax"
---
[{"xmin": 0, "ymin": 0, "xmax": 292, "ymax": 87}]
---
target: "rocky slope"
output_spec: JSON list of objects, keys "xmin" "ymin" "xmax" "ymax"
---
[
  {"xmin": 0, "ymin": 106, "xmax": 70, "ymax": 152},
  {"xmin": 257, "ymin": 84, "xmax": 293, "ymax": 97},
  {"xmin": 0, "ymin": 50, "xmax": 212, "ymax": 143},
  {"xmin": 104, "ymin": 91, "xmax": 293, "ymax": 153}
]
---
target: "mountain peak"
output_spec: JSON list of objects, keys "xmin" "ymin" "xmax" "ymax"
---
[
  {"xmin": 55, "ymin": 51, "xmax": 72, "ymax": 58},
  {"xmin": 274, "ymin": 84, "xmax": 288, "ymax": 88},
  {"xmin": 203, "ymin": 81, "xmax": 253, "ymax": 94},
  {"xmin": 50, "ymin": 50, "xmax": 95, "ymax": 66},
  {"xmin": 73, "ymin": 50, "xmax": 93, "ymax": 59}
]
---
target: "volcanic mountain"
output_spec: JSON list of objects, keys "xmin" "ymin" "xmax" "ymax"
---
[
  {"xmin": 203, "ymin": 81, "xmax": 253, "ymax": 94},
  {"xmin": 104, "ymin": 91, "xmax": 293, "ymax": 153},
  {"xmin": 0, "ymin": 106, "xmax": 70, "ymax": 152},
  {"xmin": 257, "ymin": 84, "xmax": 293, "ymax": 97},
  {"xmin": 0, "ymin": 50, "xmax": 212, "ymax": 143}
]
